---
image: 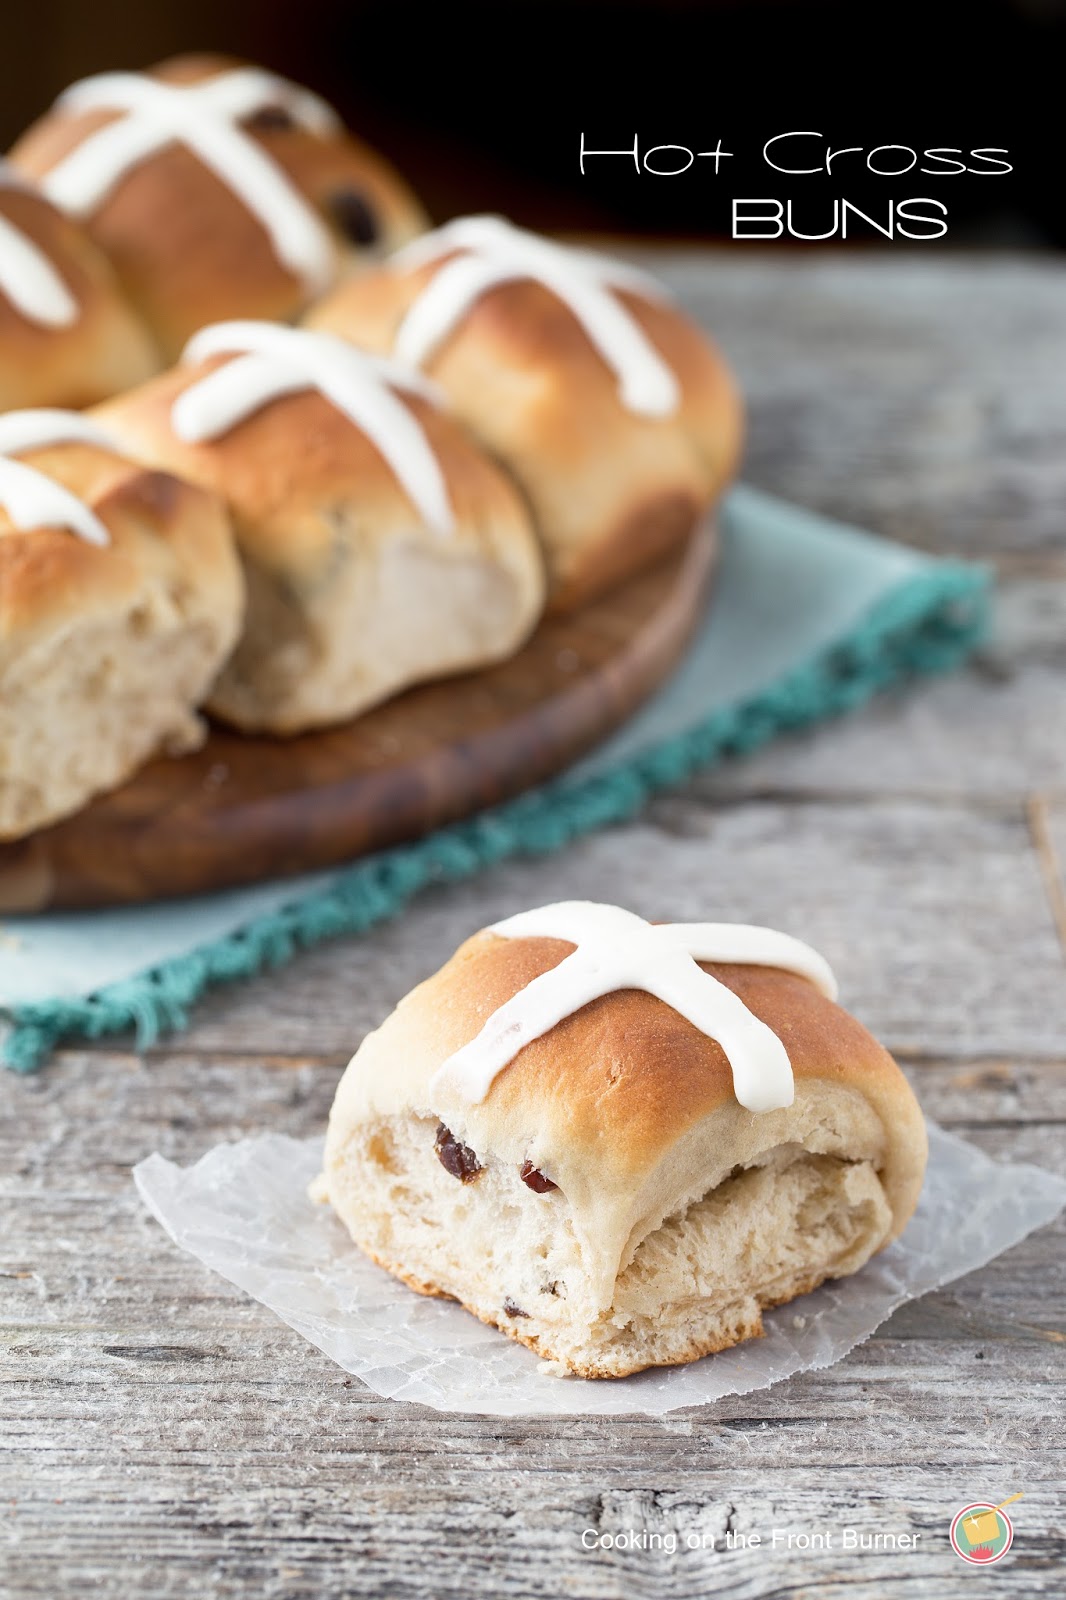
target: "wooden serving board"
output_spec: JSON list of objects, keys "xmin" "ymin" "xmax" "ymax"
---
[{"xmin": 0, "ymin": 524, "xmax": 716, "ymax": 912}]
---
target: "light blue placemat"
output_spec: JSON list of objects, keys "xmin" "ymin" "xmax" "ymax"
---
[{"xmin": 0, "ymin": 486, "xmax": 990, "ymax": 1072}]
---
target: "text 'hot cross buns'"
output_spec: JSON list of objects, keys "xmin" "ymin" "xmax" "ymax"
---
[
  {"xmin": 11, "ymin": 56, "xmax": 427, "ymax": 359},
  {"xmin": 0, "ymin": 409, "xmax": 242, "ymax": 840},
  {"xmin": 0, "ymin": 162, "xmax": 158, "ymax": 408},
  {"xmin": 97, "ymin": 323, "xmax": 546, "ymax": 734},
  {"xmin": 307, "ymin": 216, "xmax": 744, "ymax": 610},
  {"xmin": 317, "ymin": 901, "xmax": 928, "ymax": 1378}
]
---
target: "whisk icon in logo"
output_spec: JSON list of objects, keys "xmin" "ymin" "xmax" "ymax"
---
[{"xmin": 949, "ymin": 1495, "xmax": 1021, "ymax": 1565}]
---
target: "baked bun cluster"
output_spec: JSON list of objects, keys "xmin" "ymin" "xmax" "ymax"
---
[
  {"xmin": 307, "ymin": 215, "xmax": 743, "ymax": 609},
  {"xmin": 0, "ymin": 65, "xmax": 742, "ymax": 838},
  {"xmin": 317, "ymin": 902, "xmax": 928, "ymax": 1378}
]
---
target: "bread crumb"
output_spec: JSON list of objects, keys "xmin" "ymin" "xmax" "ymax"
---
[{"xmin": 537, "ymin": 1357, "xmax": 572, "ymax": 1379}]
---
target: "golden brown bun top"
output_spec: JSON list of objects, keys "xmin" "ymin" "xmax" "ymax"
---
[
  {"xmin": 312, "ymin": 255, "xmax": 730, "ymax": 426},
  {"xmin": 306, "ymin": 233, "xmax": 744, "ymax": 608},
  {"xmin": 0, "ymin": 438, "xmax": 241, "ymax": 651},
  {"xmin": 95, "ymin": 350, "xmax": 545, "ymax": 599},
  {"xmin": 11, "ymin": 55, "xmax": 428, "ymax": 360},
  {"xmin": 326, "ymin": 926, "xmax": 928, "ymax": 1305},
  {"xmin": 305, "ymin": 243, "xmax": 743, "ymax": 495},
  {"xmin": 0, "ymin": 180, "xmax": 159, "ymax": 407}
]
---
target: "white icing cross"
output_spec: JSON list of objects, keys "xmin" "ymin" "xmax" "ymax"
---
[
  {"xmin": 0, "ymin": 409, "xmax": 119, "ymax": 546},
  {"xmin": 173, "ymin": 322, "xmax": 455, "ymax": 534},
  {"xmin": 428, "ymin": 901, "xmax": 839, "ymax": 1114},
  {"xmin": 392, "ymin": 215, "xmax": 681, "ymax": 418},
  {"xmin": 41, "ymin": 68, "xmax": 341, "ymax": 291},
  {"xmin": 0, "ymin": 163, "xmax": 78, "ymax": 326}
]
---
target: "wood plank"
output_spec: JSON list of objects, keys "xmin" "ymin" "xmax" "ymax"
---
[
  {"xmin": 1036, "ymin": 797, "xmax": 1066, "ymax": 954},
  {"xmin": 160, "ymin": 798, "xmax": 1066, "ymax": 1060},
  {"xmin": 647, "ymin": 250, "xmax": 1066, "ymax": 559},
  {"xmin": 2, "ymin": 1471, "xmax": 1063, "ymax": 1600},
  {"xmin": 2, "ymin": 1469, "xmax": 1064, "ymax": 1600},
  {"xmin": 695, "ymin": 576, "xmax": 1066, "ymax": 801}
]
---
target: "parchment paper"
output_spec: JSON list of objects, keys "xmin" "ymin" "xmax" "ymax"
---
[{"xmin": 134, "ymin": 1122, "xmax": 1065, "ymax": 1417}]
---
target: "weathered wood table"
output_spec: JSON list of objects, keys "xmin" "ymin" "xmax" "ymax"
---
[{"xmin": 3, "ymin": 250, "xmax": 1064, "ymax": 1599}]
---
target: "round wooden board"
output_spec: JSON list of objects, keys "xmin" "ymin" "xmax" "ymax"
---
[{"xmin": 0, "ymin": 523, "xmax": 717, "ymax": 913}]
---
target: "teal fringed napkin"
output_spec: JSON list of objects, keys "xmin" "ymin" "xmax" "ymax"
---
[{"xmin": 0, "ymin": 486, "xmax": 990, "ymax": 1072}]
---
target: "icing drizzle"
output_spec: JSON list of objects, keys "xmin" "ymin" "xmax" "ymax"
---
[
  {"xmin": 0, "ymin": 163, "xmax": 78, "ymax": 327},
  {"xmin": 41, "ymin": 68, "xmax": 341, "ymax": 291},
  {"xmin": 0, "ymin": 409, "xmax": 119, "ymax": 546},
  {"xmin": 391, "ymin": 215, "xmax": 681, "ymax": 417},
  {"xmin": 428, "ymin": 901, "xmax": 839, "ymax": 1114},
  {"xmin": 173, "ymin": 322, "xmax": 455, "ymax": 534}
]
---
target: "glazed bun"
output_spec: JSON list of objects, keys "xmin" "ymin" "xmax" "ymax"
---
[
  {"xmin": 0, "ymin": 163, "xmax": 158, "ymax": 407},
  {"xmin": 11, "ymin": 55, "xmax": 427, "ymax": 360},
  {"xmin": 318, "ymin": 901, "xmax": 927, "ymax": 1379},
  {"xmin": 97, "ymin": 322, "xmax": 546, "ymax": 734},
  {"xmin": 306, "ymin": 216, "xmax": 743, "ymax": 610},
  {"xmin": 0, "ymin": 409, "xmax": 242, "ymax": 839}
]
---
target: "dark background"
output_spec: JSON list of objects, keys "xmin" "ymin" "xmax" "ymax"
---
[{"xmin": 1, "ymin": 0, "xmax": 1055, "ymax": 246}]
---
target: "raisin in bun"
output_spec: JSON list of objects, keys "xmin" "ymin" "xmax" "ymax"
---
[
  {"xmin": 97, "ymin": 322, "xmax": 545, "ymax": 734},
  {"xmin": 11, "ymin": 55, "xmax": 427, "ymax": 360},
  {"xmin": 317, "ymin": 902, "xmax": 927, "ymax": 1379},
  {"xmin": 0, "ymin": 409, "xmax": 242, "ymax": 840},
  {"xmin": 0, "ymin": 163, "xmax": 158, "ymax": 407},
  {"xmin": 306, "ymin": 216, "xmax": 743, "ymax": 611}
]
